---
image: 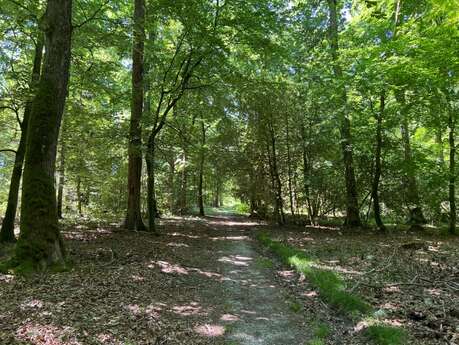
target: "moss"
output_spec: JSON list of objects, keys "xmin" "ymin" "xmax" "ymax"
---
[{"xmin": 366, "ymin": 325, "xmax": 408, "ymax": 345}]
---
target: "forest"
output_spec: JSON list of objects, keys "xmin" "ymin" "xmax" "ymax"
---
[{"xmin": 0, "ymin": 0, "xmax": 458, "ymax": 344}]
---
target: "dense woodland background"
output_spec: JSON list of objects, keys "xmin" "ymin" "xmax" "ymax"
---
[{"xmin": 0, "ymin": 0, "xmax": 458, "ymax": 267}]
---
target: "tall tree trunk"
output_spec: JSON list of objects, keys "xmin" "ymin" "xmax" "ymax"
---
[
  {"xmin": 448, "ymin": 99, "xmax": 456, "ymax": 234},
  {"xmin": 198, "ymin": 121, "xmax": 206, "ymax": 216},
  {"xmin": 145, "ymin": 134, "xmax": 159, "ymax": 234},
  {"xmin": 168, "ymin": 159, "xmax": 175, "ymax": 213},
  {"xmin": 125, "ymin": 0, "xmax": 146, "ymax": 231},
  {"xmin": 327, "ymin": 0, "xmax": 361, "ymax": 227},
  {"xmin": 372, "ymin": 92, "xmax": 386, "ymax": 232},
  {"xmin": 434, "ymin": 127, "xmax": 445, "ymax": 223},
  {"xmin": 300, "ymin": 122, "xmax": 314, "ymax": 225},
  {"xmin": 213, "ymin": 175, "xmax": 221, "ymax": 208},
  {"xmin": 396, "ymin": 90, "xmax": 425, "ymax": 228},
  {"xmin": 285, "ymin": 113, "xmax": 295, "ymax": 216},
  {"xmin": 179, "ymin": 150, "xmax": 189, "ymax": 215},
  {"xmin": 14, "ymin": 0, "xmax": 72, "ymax": 269},
  {"xmin": 267, "ymin": 123, "xmax": 285, "ymax": 225},
  {"xmin": 57, "ymin": 125, "xmax": 66, "ymax": 219},
  {"xmin": 77, "ymin": 176, "xmax": 83, "ymax": 217},
  {"xmin": 0, "ymin": 35, "xmax": 44, "ymax": 243}
]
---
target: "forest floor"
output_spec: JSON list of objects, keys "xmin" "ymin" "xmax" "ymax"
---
[{"xmin": 0, "ymin": 214, "xmax": 458, "ymax": 345}]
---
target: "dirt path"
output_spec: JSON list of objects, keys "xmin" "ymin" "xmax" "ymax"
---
[
  {"xmin": 0, "ymin": 215, "xmax": 313, "ymax": 345},
  {"xmin": 194, "ymin": 215, "xmax": 310, "ymax": 344}
]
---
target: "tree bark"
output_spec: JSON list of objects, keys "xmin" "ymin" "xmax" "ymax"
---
[
  {"xmin": 372, "ymin": 92, "xmax": 386, "ymax": 231},
  {"xmin": 285, "ymin": 113, "xmax": 295, "ymax": 216},
  {"xmin": 0, "ymin": 34, "xmax": 44, "ymax": 243},
  {"xmin": 267, "ymin": 122, "xmax": 285, "ymax": 225},
  {"xmin": 327, "ymin": 0, "xmax": 361, "ymax": 227},
  {"xmin": 168, "ymin": 159, "xmax": 175, "ymax": 213},
  {"xmin": 57, "ymin": 127, "xmax": 65, "ymax": 219},
  {"xmin": 125, "ymin": 0, "xmax": 146, "ymax": 231},
  {"xmin": 14, "ymin": 0, "xmax": 72, "ymax": 269},
  {"xmin": 300, "ymin": 122, "xmax": 315, "ymax": 225},
  {"xmin": 145, "ymin": 135, "xmax": 159, "ymax": 234},
  {"xmin": 198, "ymin": 121, "xmax": 206, "ymax": 216},
  {"xmin": 448, "ymin": 99, "xmax": 456, "ymax": 234},
  {"xmin": 179, "ymin": 150, "xmax": 189, "ymax": 215}
]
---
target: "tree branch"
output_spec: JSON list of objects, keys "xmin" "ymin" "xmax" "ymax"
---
[
  {"xmin": 0, "ymin": 149, "xmax": 17, "ymax": 155},
  {"xmin": 5, "ymin": 0, "xmax": 37, "ymax": 20},
  {"xmin": 73, "ymin": 0, "xmax": 110, "ymax": 29}
]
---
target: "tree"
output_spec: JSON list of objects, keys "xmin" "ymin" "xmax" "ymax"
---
[
  {"xmin": 326, "ymin": 0, "xmax": 361, "ymax": 227},
  {"xmin": 13, "ymin": 0, "xmax": 73, "ymax": 269},
  {"xmin": 125, "ymin": 0, "xmax": 147, "ymax": 231},
  {"xmin": 0, "ymin": 34, "xmax": 44, "ymax": 243}
]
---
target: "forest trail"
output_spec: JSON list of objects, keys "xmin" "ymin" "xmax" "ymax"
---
[
  {"xmin": 192, "ymin": 215, "xmax": 309, "ymax": 344},
  {"xmin": 0, "ymin": 214, "xmax": 312, "ymax": 345}
]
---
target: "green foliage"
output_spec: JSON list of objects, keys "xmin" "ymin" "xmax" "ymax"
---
[{"xmin": 234, "ymin": 202, "xmax": 250, "ymax": 215}]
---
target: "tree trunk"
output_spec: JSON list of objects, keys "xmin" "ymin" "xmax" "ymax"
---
[
  {"xmin": 125, "ymin": 0, "xmax": 146, "ymax": 231},
  {"xmin": 198, "ymin": 121, "xmax": 206, "ymax": 216},
  {"xmin": 168, "ymin": 159, "xmax": 175, "ymax": 213},
  {"xmin": 14, "ymin": 0, "xmax": 72, "ymax": 269},
  {"xmin": 145, "ymin": 135, "xmax": 159, "ymax": 234},
  {"xmin": 300, "ymin": 122, "xmax": 314, "ymax": 225},
  {"xmin": 213, "ymin": 175, "xmax": 221, "ymax": 208},
  {"xmin": 57, "ymin": 127, "xmax": 65, "ymax": 219},
  {"xmin": 327, "ymin": 0, "xmax": 361, "ymax": 227},
  {"xmin": 395, "ymin": 90, "xmax": 426, "ymax": 228},
  {"xmin": 448, "ymin": 100, "xmax": 456, "ymax": 234},
  {"xmin": 0, "ymin": 35, "xmax": 44, "ymax": 243},
  {"xmin": 285, "ymin": 113, "xmax": 295, "ymax": 216},
  {"xmin": 77, "ymin": 176, "xmax": 83, "ymax": 217},
  {"xmin": 179, "ymin": 150, "xmax": 189, "ymax": 215},
  {"xmin": 267, "ymin": 123, "xmax": 285, "ymax": 225},
  {"xmin": 372, "ymin": 92, "xmax": 386, "ymax": 232}
]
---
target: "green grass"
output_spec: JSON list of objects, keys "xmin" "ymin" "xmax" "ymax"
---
[
  {"xmin": 366, "ymin": 325, "xmax": 408, "ymax": 345},
  {"xmin": 258, "ymin": 233, "xmax": 409, "ymax": 345},
  {"xmin": 258, "ymin": 233, "xmax": 370, "ymax": 315},
  {"xmin": 313, "ymin": 322, "xmax": 331, "ymax": 339},
  {"xmin": 289, "ymin": 300, "xmax": 302, "ymax": 313},
  {"xmin": 255, "ymin": 257, "xmax": 273, "ymax": 269},
  {"xmin": 305, "ymin": 321, "xmax": 331, "ymax": 345}
]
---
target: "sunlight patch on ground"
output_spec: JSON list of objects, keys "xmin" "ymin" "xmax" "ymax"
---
[
  {"xmin": 210, "ymin": 235, "xmax": 251, "ymax": 241},
  {"xmin": 20, "ymin": 299, "xmax": 44, "ymax": 310},
  {"xmin": 16, "ymin": 323, "xmax": 80, "ymax": 345},
  {"xmin": 124, "ymin": 303, "xmax": 162, "ymax": 319},
  {"xmin": 149, "ymin": 260, "xmax": 188, "ymax": 274},
  {"xmin": 194, "ymin": 324, "xmax": 225, "ymax": 337},
  {"xmin": 166, "ymin": 242, "xmax": 189, "ymax": 247},
  {"xmin": 220, "ymin": 314, "xmax": 240, "ymax": 321},
  {"xmin": 169, "ymin": 232, "xmax": 201, "ymax": 239},
  {"xmin": 0, "ymin": 274, "xmax": 15, "ymax": 283},
  {"xmin": 173, "ymin": 302, "xmax": 207, "ymax": 316},
  {"xmin": 148, "ymin": 260, "xmax": 223, "ymax": 279},
  {"xmin": 218, "ymin": 255, "xmax": 253, "ymax": 266}
]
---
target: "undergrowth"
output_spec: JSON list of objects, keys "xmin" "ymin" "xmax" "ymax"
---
[
  {"xmin": 258, "ymin": 233, "xmax": 408, "ymax": 345},
  {"xmin": 258, "ymin": 233, "xmax": 369, "ymax": 315}
]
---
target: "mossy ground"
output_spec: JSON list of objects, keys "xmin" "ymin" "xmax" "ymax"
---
[
  {"xmin": 258, "ymin": 233, "xmax": 370, "ymax": 315},
  {"xmin": 258, "ymin": 233, "xmax": 411, "ymax": 345}
]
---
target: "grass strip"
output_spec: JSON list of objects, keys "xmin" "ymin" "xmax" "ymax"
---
[{"xmin": 258, "ymin": 233, "xmax": 408, "ymax": 345}]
